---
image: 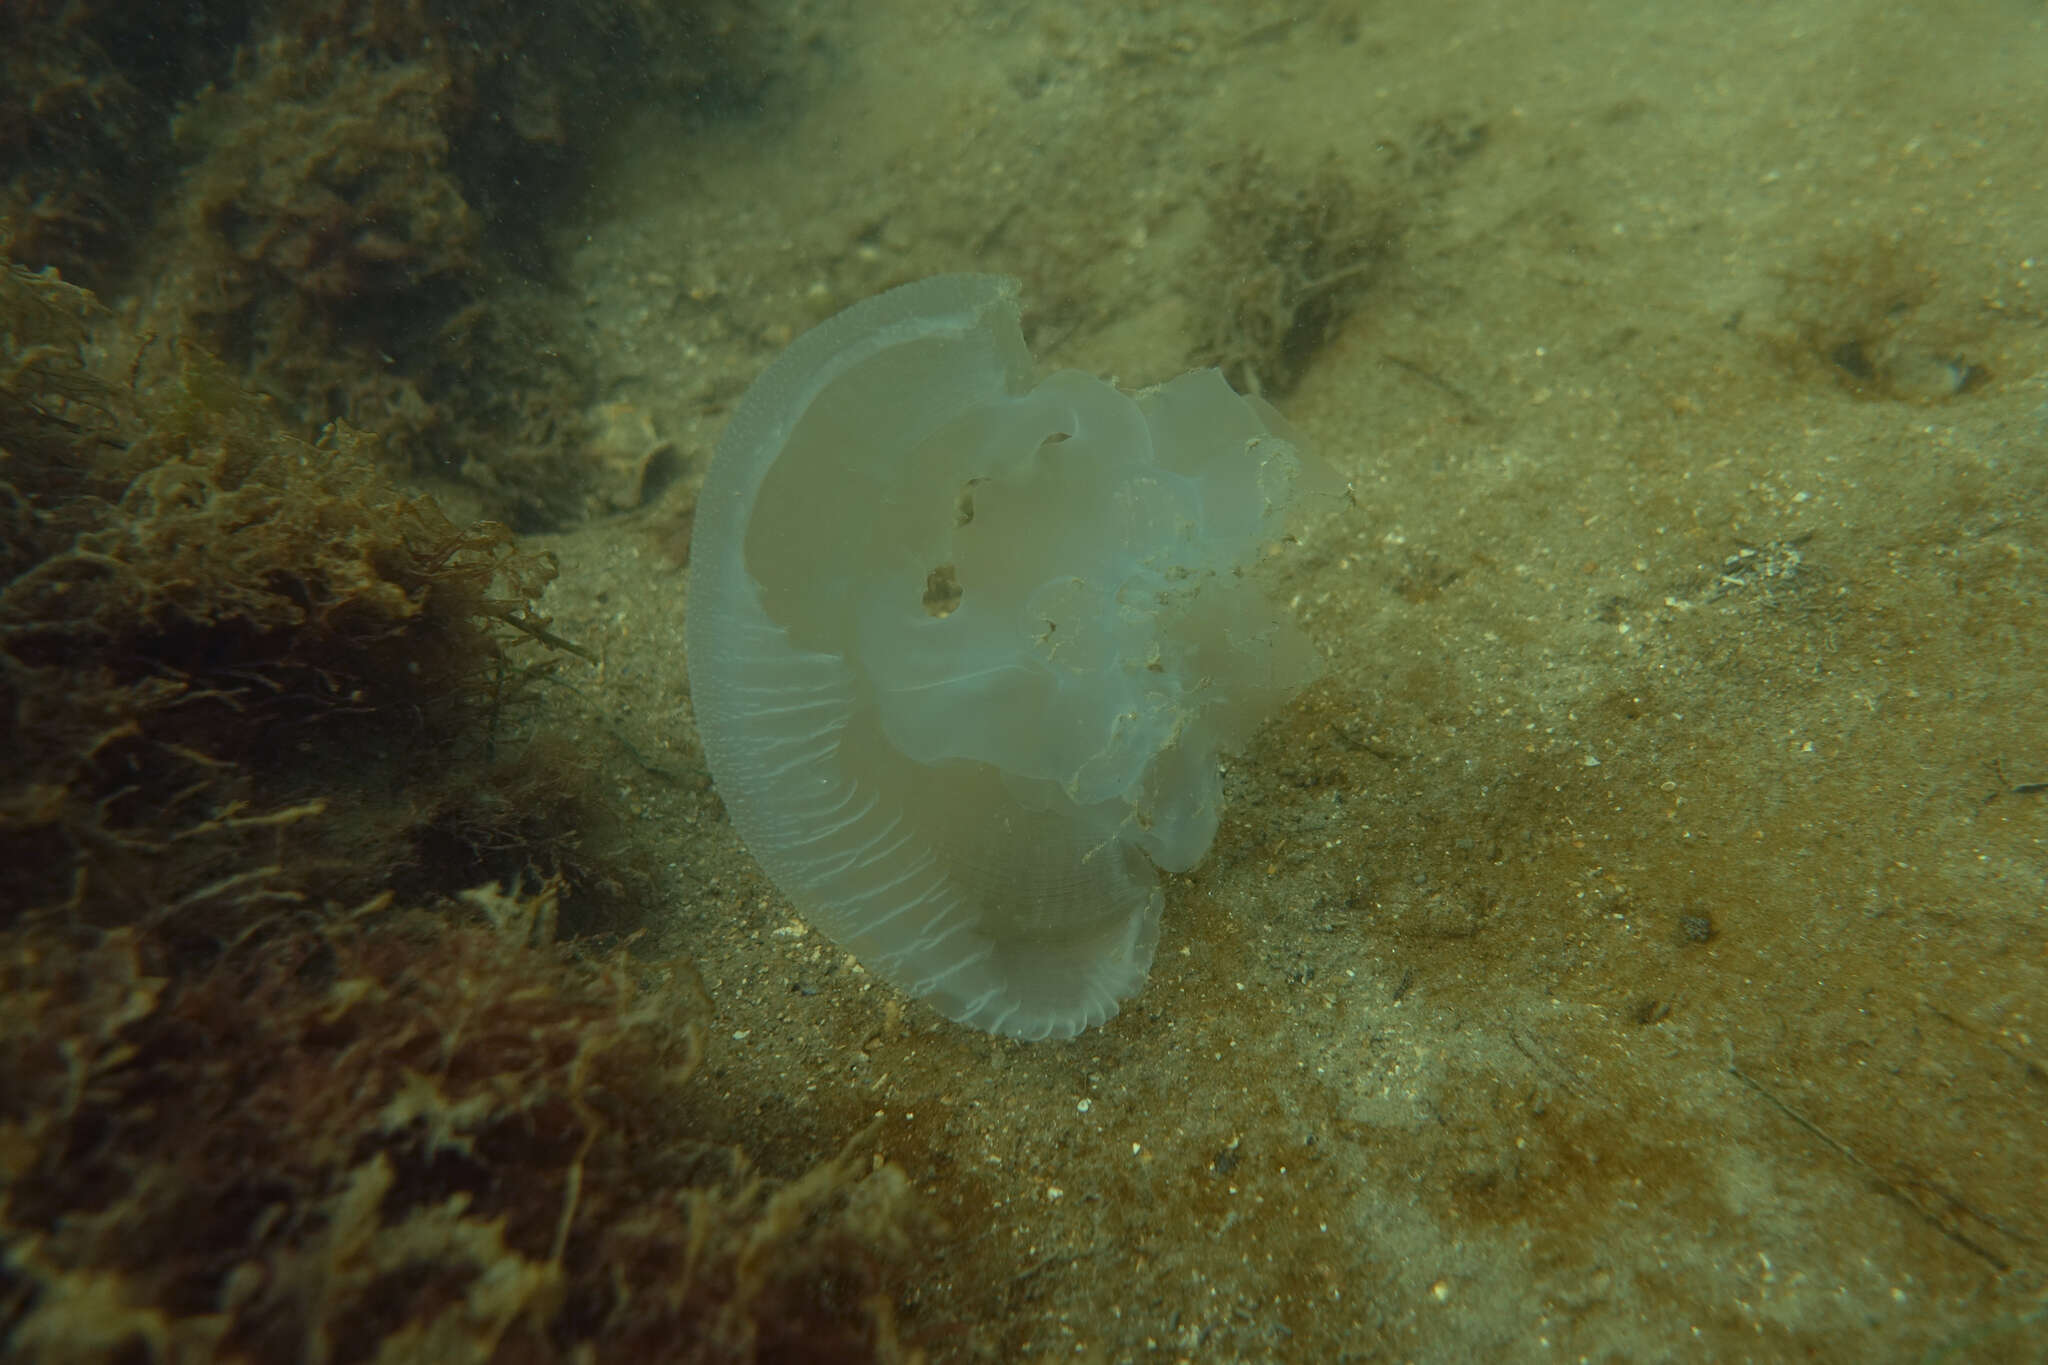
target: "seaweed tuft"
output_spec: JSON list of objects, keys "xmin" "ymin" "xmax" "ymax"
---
[{"xmin": 1190, "ymin": 151, "xmax": 1392, "ymax": 398}]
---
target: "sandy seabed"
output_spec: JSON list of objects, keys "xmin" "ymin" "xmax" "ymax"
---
[{"xmin": 516, "ymin": 1, "xmax": 2048, "ymax": 1360}]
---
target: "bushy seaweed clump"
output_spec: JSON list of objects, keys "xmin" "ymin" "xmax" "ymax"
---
[
  {"xmin": 1, "ymin": 252, "xmax": 572, "ymax": 931},
  {"xmin": 0, "ymin": 259, "xmax": 931, "ymax": 1363},
  {"xmin": 1190, "ymin": 151, "xmax": 1389, "ymax": 399}
]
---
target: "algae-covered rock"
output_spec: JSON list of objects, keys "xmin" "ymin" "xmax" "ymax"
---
[
  {"xmin": 7, "ymin": 0, "xmax": 779, "ymax": 530},
  {"xmin": 0, "ymin": 256, "xmax": 934, "ymax": 1364}
]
